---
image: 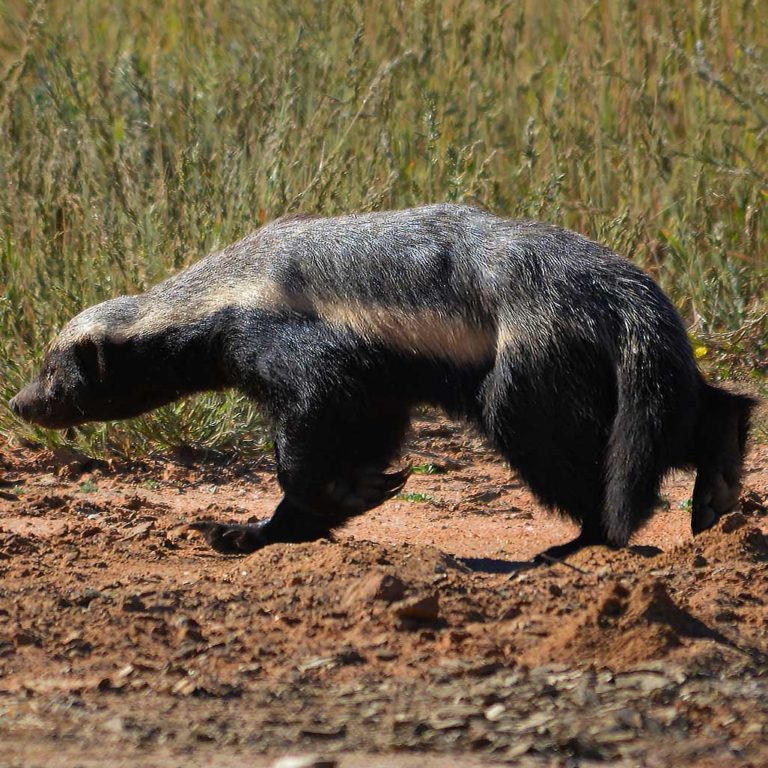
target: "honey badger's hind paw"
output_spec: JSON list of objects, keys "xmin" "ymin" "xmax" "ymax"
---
[{"xmin": 189, "ymin": 520, "xmax": 269, "ymax": 555}]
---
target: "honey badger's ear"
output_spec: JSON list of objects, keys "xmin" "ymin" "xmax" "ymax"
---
[{"xmin": 73, "ymin": 337, "xmax": 106, "ymax": 383}]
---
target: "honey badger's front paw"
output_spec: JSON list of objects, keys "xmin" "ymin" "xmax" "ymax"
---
[
  {"xmin": 189, "ymin": 520, "xmax": 269, "ymax": 555},
  {"xmin": 692, "ymin": 471, "xmax": 739, "ymax": 535}
]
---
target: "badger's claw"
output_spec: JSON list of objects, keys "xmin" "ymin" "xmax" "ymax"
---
[
  {"xmin": 691, "ymin": 503, "xmax": 718, "ymax": 535},
  {"xmin": 359, "ymin": 466, "xmax": 412, "ymax": 504},
  {"xmin": 189, "ymin": 520, "xmax": 269, "ymax": 555},
  {"xmin": 330, "ymin": 466, "xmax": 412, "ymax": 511}
]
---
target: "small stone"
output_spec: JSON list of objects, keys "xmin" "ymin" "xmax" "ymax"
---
[
  {"xmin": 344, "ymin": 572, "xmax": 407, "ymax": 606},
  {"xmin": 614, "ymin": 672, "xmax": 669, "ymax": 693},
  {"xmin": 740, "ymin": 491, "xmax": 767, "ymax": 515},
  {"xmin": 121, "ymin": 595, "xmax": 146, "ymax": 612},
  {"xmin": 171, "ymin": 678, "xmax": 197, "ymax": 696},
  {"xmin": 374, "ymin": 574, "xmax": 407, "ymax": 602},
  {"xmin": 692, "ymin": 553, "xmax": 708, "ymax": 567},
  {"xmin": 484, "ymin": 703, "xmax": 506, "ymax": 721},
  {"xmin": 298, "ymin": 724, "xmax": 346, "ymax": 739},
  {"xmin": 123, "ymin": 521, "xmax": 155, "ymax": 540},
  {"xmin": 102, "ymin": 715, "xmax": 126, "ymax": 734},
  {"xmin": 428, "ymin": 716, "xmax": 467, "ymax": 731},
  {"xmin": 334, "ymin": 645, "xmax": 364, "ymax": 665},
  {"xmin": 499, "ymin": 605, "xmax": 521, "ymax": 620},
  {"xmin": 299, "ymin": 656, "xmax": 336, "ymax": 672},
  {"xmin": 272, "ymin": 757, "xmax": 338, "ymax": 768},
  {"xmin": 393, "ymin": 593, "xmax": 440, "ymax": 623},
  {"xmin": 13, "ymin": 629, "xmax": 42, "ymax": 647}
]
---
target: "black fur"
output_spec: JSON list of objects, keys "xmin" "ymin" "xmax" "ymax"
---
[{"xmin": 9, "ymin": 204, "xmax": 756, "ymax": 558}]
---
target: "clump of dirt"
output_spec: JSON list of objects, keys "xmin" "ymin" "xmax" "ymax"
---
[
  {"xmin": 693, "ymin": 512, "xmax": 768, "ymax": 564},
  {"xmin": 524, "ymin": 577, "xmax": 706, "ymax": 667},
  {"xmin": 0, "ymin": 528, "xmax": 41, "ymax": 558}
]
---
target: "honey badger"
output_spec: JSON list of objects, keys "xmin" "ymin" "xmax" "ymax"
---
[{"xmin": 10, "ymin": 204, "xmax": 755, "ymax": 559}]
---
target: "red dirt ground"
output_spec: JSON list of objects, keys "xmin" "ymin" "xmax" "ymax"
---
[{"xmin": 1, "ymin": 415, "xmax": 766, "ymax": 767}]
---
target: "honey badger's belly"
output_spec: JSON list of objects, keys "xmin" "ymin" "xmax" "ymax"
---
[{"xmin": 9, "ymin": 203, "xmax": 754, "ymax": 561}]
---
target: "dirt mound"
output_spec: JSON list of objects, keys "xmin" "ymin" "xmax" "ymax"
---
[
  {"xmin": 693, "ymin": 512, "xmax": 768, "ymax": 564},
  {"xmin": 243, "ymin": 538, "xmax": 461, "ymax": 586},
  {"xmin": 235, "ymin": 539, "xmax": 460, "ymax": 639},
  {"xmin": 524, "ymin": 577, "xmax": 710, "ymax": 668},
  {"xmin": 525, "ymin": 513, "xmax": 768, "ymax": 669}
]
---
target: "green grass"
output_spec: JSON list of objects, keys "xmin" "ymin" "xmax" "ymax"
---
[
  {"xmin": 397, "ymin": 492, "xmax": 431, "ymax": 504},
  {"xmin": 412, "ymin": 463, "xmax": 444, "ymax": 476},
  {"xmin": 1, "ymin": 0, "xmax": 765, "ymax": 457},
  {"xmin": 78, "ymin": 480, "xmax": 98, "ymax": 494}
]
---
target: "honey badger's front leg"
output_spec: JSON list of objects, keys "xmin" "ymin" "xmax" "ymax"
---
[
  {"xmin": 191, "ymin": 471, "xmax": 410, "ymax": 554},
  {"xmin": 191, "ymin": 395, "xmax": 412, "ymax": 555}
]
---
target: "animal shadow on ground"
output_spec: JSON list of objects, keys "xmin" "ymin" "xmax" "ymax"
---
[{"xmin": 457, "ymin": 544, "xmax": 663, "ymax": 575}]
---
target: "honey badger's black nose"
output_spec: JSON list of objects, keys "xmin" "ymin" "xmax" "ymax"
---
[{"xmin": 9, "ymin": 385, "xmax": 43, "ymax": 423}]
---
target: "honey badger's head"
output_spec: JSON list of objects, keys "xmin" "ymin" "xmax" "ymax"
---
[{"xmin": 9, "ymin": 295, "xmax": 214, "ymax": 429}]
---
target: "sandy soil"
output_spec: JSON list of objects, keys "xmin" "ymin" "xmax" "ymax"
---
[{"xmin": 1, "ymin": 415, "xmax": 766, "ymax": 767}]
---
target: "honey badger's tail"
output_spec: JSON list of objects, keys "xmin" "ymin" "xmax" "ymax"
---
[{"xmin": 602, "ymin": 317, "xmax": 701, "ymax": 547}]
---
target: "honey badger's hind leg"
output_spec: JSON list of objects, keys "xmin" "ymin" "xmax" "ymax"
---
[
  {"xmin": 691, "ymin": 384, "xmax": 757, "ymax": 534},
  {"xmin": 192, "ymin": 397, "xmax": 412, "ymax": 555},
  {"xmin": 480, "ymin": 343, "xmax": 616, "ymax": 561}
]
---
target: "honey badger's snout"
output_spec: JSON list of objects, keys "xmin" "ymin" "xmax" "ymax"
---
[
  {"xmin": 11, "ymin": 337, "xmax": 113, "ymax": 429},
  {"xmin": 9, "ymin": 367, "xmax": 86, "ymax": 429},
  {"xmin": 11, "ymin": 320, "xmax": 121, "ymax": 428}
]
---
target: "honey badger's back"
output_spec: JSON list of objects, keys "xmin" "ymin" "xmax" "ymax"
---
[{"xmin": 142, "ymin": 204, "xmax": 662, "ymax": 366}]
